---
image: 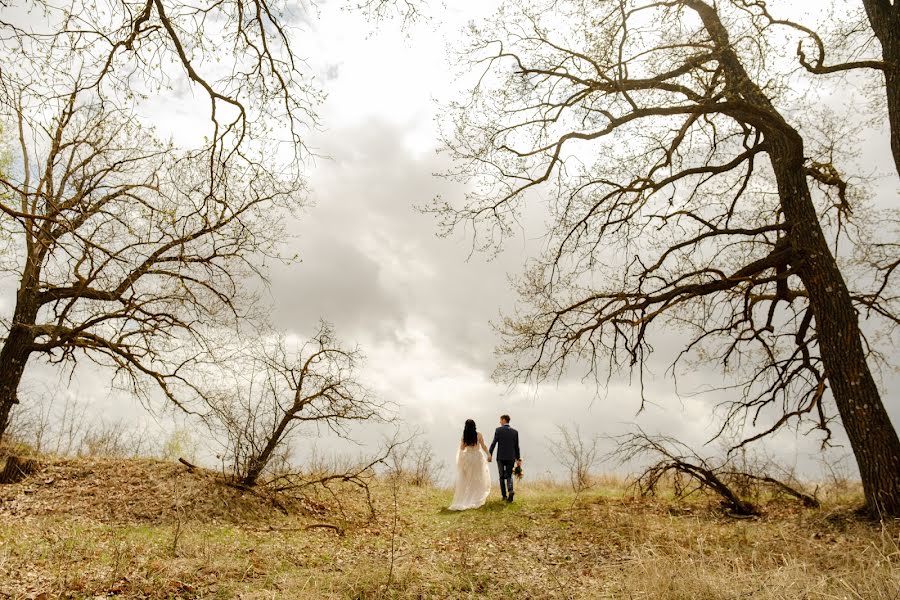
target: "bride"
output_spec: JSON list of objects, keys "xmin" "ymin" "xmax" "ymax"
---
[{"xmin": 448, "ymin": 419, "xmax": 491, "ymax": 510}]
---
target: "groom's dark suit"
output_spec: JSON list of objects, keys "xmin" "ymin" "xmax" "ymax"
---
[{"xmin": 489, "ymin": 424, "xmax": 520, "ymax": 499}]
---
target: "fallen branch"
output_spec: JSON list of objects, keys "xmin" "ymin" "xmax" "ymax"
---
[
  {"xmin": 614, "ymin": 430, "xmax": 823, "ymax": 515},
  {"xmin": 613, "ymin": 430, "xmax": 758, "ymax": 515},
  {"xmin": 653, "ymin": 456, "xmax": 758, "ymax": 516},
  {"xmin": 725, "ymin": 472, "xmax": 819, "ymax": 508}
]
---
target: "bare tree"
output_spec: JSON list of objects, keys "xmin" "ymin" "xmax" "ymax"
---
[
  {"xmin": 161, "ymin": 428, "xmax": 199, "ymax": 463},
  {"xmin": 407, "ymin": 440, "xmax": 442, "ymax": 487},
  {"xmin": 387, "ymin": 436, "xmax": 443, "ymax": 487},
  {"xmin": 615, "ymin": 431, "xmax": 759, "ymax": 515},
  {"xmin": 4, "ymin": 386, "xmax": 160, "ymax": 457},
  {"xmin": 357, "ymin": 0, "xmax": 426, "ymax": 26},
  {"xmin": 433, "ymin": 0, "xmax": 900, "ymax": 514},
  {"xmin": 614, "ymin": 430, "xmax": 819, "ymax": 515},
  {"xmin": 80, "ymin": 420, "xmax": 154, "ymax": 458},
  {"xmin": 0, "ymin": 0, "xmax": 419, "ymax": 444},
  {"xmin": 547, "ymin": 424, "xmax": 601, "ymax": 493},
  {"xmin": 206, "ymin": 321, "xmax": 390, "ymax": 487},
  {"xmin": 0, "ymin": 90, "xmax": 303, "ymax": 441},
  {"xmin": 255, "ymin": 435, "xmax": 410, "ymax": 522}
]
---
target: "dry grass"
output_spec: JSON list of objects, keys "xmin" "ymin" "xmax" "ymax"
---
[
  {"xmin": 0, "ymin": 455, "xmax": 330, "ymax": 526},
  {"xmin": 0, "ymin": 456, "xmax": 897, "ymax": 599}
]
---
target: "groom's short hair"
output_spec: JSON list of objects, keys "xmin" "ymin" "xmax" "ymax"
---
[{"xmin": 500, "ymin": 414, "xmax": 510, "ymax": 423}]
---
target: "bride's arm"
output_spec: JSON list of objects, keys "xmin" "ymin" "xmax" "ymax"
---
[
  {"xmin": 478, "ymin": 433, "xmax": 490, "ymax": 456},
  {"xmin": 459, "ymin": 439, "xmax": 466, "ymax": 451}
]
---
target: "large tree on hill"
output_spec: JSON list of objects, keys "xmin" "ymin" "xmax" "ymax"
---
[
  {"xmin": 0, "ymin": 0, "xmax": 422, "ymax": 442},
  {"xmin": 0, "ymin": 0, "xmax": 321, "ymax": 441},
  {"xmin": 203, "ymin": 321, "xmax": 387, "ymax": 487},
  {"xmin": 432, "ymin": 0, "xmax": 900, "ymax": 515},
  {"xmin": 0, "ymin": 87, "xmax": 303, "ymax": 440}
]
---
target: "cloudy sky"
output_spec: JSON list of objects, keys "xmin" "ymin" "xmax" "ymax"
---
[{"xmin": 8, "ymin": 0, "xmax": 898, "ymax": 482}]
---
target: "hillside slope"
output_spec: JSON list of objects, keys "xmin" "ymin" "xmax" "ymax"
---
[
  {"xmin": 0, "ymin": 455, "xmax": 292, "ymax": 525},
  {"xmin": 0, "ymin": 455, "xmax": 897, "ymax": 599}
]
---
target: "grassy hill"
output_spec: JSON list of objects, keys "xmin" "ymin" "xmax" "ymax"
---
[{"xmin": 0, "ymin": 454, "xmax": 897, "ymax": 599}]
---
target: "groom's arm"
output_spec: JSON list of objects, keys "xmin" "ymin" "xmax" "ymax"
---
[
  {"xmin": 488, "ymin": 429, "xmax": 498, "ymax": 456},
  {"xmin": 514, "ymin": 430, "xmax": 520, "ymax": 461}
]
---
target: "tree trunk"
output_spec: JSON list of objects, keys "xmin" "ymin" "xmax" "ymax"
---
[
  {"xmin": 885, "ymin": 61, "xmax": 900, "ymax": 180},
  {"xmin": 861, "ymin": 0, "xmax": 900, "ymax": 179},
  {"xmin": 0, "ymin": 324, "xmax": 35, "ymax": 443},
  {"xmin": 241, "ymin": 414, "xmax": 293, "ymax": 486},
  {"xmin": 688, "ymin": 0, "xmax": 900, "ymax": 516},
  {"xmin": 770, "ymin": 130, "xmax": 900, "ymax": 516},
  {"xmin": 0, "ymin": 283, "xmax": 39, "ymax": 443}
]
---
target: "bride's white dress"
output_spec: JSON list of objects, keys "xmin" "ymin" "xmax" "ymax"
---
[{"xmin": 448, "ymin": 444, "xmax": 491, "ymax": 510}]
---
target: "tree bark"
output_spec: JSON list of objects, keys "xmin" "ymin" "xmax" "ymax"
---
[
  {"xmin": 885, "ymin": 62, "xmax": 900, "ymax": 180},
  {"xmin": 0, "ymin": 285, "xmax": 39, "ymax": 442},
  {"xmin": 0, "ymin": 324, "xmax": 36, "ymax": 442},
  {"xmin": 861, "ymin": 0, "xmax": 900, "ymax": 179},
  {"xmin": 689, "ymin": 0, "xmax": 900, "ymax": 516},
  {"xmin": 241, "ymin": 413, "xmax": 293, "ymax": 486},
  {"xmin": 772, "ymin": 135, "xmax": 900, "ymax": 516}
]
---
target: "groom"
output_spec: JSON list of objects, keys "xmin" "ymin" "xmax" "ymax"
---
[{"xmin": 488, "ymin": 414, "xmax": 522, "ymax": 502}]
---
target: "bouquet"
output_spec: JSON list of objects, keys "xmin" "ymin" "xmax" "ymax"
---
[{"xmin": 513, "ymin": 463, "xmax": 523, "ymax": 481}]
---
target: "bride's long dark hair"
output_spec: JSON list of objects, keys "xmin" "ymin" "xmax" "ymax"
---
[{"xmin": 462, "ymin": 419, "xmax": 477, "ymax": 446}]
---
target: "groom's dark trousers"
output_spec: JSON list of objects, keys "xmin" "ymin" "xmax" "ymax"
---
[{"xmin": 497, "ymin": 460, "xmax": 515, "ymax": 497}]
